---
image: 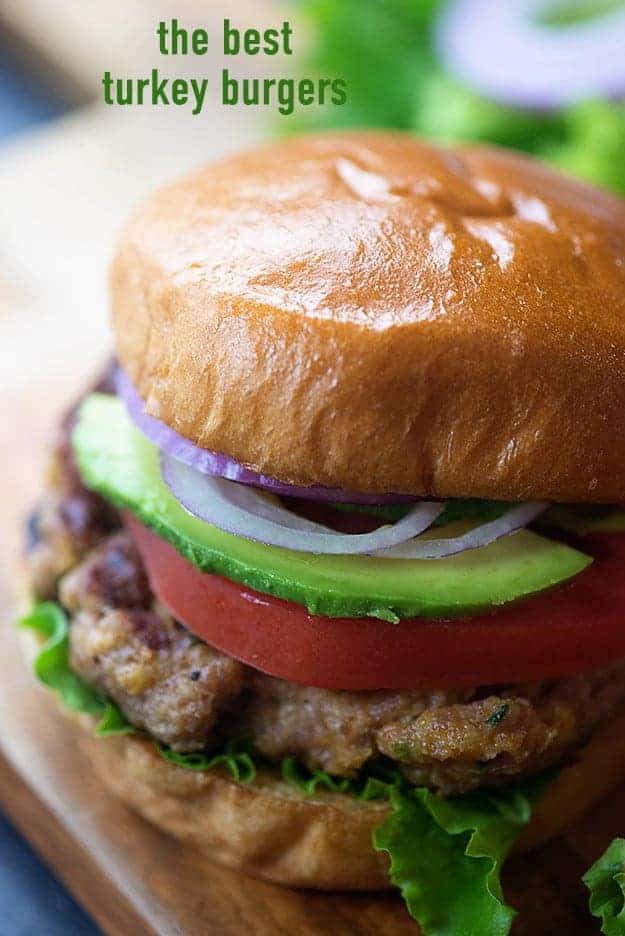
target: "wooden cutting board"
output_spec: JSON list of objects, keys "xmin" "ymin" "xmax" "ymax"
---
[{"xmin": 0, "ymin": 65, "xmax": 621, "ymax": 936}]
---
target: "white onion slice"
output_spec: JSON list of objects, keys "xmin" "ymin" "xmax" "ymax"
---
[
  {"xmin": 437, "ymin": 0, "xmax": 625, "ymax": 109},
  {"xmin": 373, "ymin": 502, "xmax": 549, "ymax": 560},
  {"xmin": 161, "ymin": 453, "xmax": 445, "ymax": 555}
]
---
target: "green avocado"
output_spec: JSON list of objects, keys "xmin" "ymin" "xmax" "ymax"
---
[
  {"xmin": 72, "ymin": 394, "xmax": 592, "ymax": 621},
  {"xmin": 540, "ymin": 504, "xmax": 625, "ymax": 535}
]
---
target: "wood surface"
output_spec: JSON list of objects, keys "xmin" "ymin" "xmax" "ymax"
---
[{"xmin": 0, "ymin": 7, "xmax": 622, "ymax": 932}]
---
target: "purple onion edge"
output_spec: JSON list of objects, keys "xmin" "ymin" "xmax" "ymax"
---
[{"xmin": 114, "ymin": 367, "xmax": 418, "ymax": 506}]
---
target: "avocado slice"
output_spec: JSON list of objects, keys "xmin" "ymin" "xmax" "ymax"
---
[
  {"xmin": 539, "ymin": 504, "xmax": 625, "ymax": 535},
  {"xmin": 72, "ymin": 394, "xmax": 592, "ymax": 621}
]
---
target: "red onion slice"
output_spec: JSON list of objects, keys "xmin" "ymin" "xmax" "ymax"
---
[
  {"xmin": 437, "ymin": 0, "xmax": 625, "ymax": 109},
  {"xmin": 161, "ymin": 453, "xmax": 445, "ymax": 555},
  {"xmin": 116, "ymin": 368, "xmax": 416, "ymax": 506},
  {"xmin": 373, "ymin": 502, "xmax": 549, "ymax": 559}
]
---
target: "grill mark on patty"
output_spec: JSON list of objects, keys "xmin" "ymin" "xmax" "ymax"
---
[
  {"xmin": 83, "ymin": 537, "xmax": 152, "ymax": 611},
  {"xmin": 24, "ymin": 365, "xmax": 121, "ymax": 599},
  {"xmin": 130, "ymin": 609, "xmax": 173, "ymax": 651}
]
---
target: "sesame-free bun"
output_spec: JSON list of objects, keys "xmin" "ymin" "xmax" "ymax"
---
[
  {"xmin": 111, "ymin": 132, "xmax": 625, "ymax": 502},
  {"xmin": 19, "ymin": 628, "xmax": 625, "ymax": 890}
]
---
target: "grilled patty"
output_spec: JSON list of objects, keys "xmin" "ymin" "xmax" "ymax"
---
[{"xmin": 23, "ymin": 382, "xmax": 625, "ymax": 794}]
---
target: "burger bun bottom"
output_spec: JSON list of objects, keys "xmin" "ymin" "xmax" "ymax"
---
[{"xmin": 19, "ymin": 627, "xmax": 625, "ymax": 891}]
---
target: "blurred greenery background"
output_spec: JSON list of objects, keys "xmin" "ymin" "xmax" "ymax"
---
[{"xmin": 296, "ymin": 0, "xmax": 625, "ymax": 195}]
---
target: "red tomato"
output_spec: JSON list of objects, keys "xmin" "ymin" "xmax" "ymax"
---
[{"xmin": 125, "ymin": 513, "xmax": 625, "ymax": 690}]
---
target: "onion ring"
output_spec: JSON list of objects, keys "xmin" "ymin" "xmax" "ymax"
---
[
  {"xmin": 160, "ymin": 452, "xmax": 445, "ymax": 555},
  {"xmin": 437, "ymin": 0, "xmax": 625, "ymax": 109},
  {"xmin": 374, "ymin": 502, "xmax": 549, "ymax": 559}
]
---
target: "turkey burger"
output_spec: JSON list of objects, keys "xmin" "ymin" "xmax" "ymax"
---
[{"xmin": 21, "ymin": 132, "xmax": 625, "ymax": 934}]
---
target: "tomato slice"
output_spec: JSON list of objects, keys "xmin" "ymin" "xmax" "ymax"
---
[{"xmin": 125, "ymin": 513, "xmax": 625, "ymax": 690}]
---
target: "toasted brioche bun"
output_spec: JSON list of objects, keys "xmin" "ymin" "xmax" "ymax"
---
[
  {"xmin": 112, "ymin": 132, "xmax": 625, "ymax": 502},
  {"xmin": 19, "ymin": 625, "xmax": 625, "ymax": 891}
]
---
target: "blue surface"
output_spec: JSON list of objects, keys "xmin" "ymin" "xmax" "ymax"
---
[
  {"xmin": 0, "ymin": 43, "xmax": 99, "ymax": 936},
  {"xmin": 0, "ymin": 812, "xmax": 100, "ymax": 936},
  {"xmin": 0, "ymin": 42, "xmax": 66, "ymax": 143}
]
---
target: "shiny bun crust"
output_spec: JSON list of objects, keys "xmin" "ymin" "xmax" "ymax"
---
[{"xmin": 111, "ymin": 132, "xmax": 625, "ymax": 501}]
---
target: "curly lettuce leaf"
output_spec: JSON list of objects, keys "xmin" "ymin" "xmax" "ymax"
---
[
  {"xmin": 157, "ymin": 740, "xmax": 257, "ymax": 784},
  {"xmin": 584, "ymin": 838, "xmax": 625, "ymax": 935},
  {"xmin": 19, "ymin": 602, "xmax": 133, "ymax": 736},
  {"xmin": 373, "ymin": 784, "xmax": 538, "ymax": 936},
  {"xmin": 282, "ymin": 755, "xmax": 539, "ymax": 935},
  {"xmin": 281, "ymin": 756, "xmax": 404, "ymax": 800},
  {"xmin": 281, "ymin": 756, "xmax": 353, "ymax": 794},
  {"xmin": 95, "ymin": 703, "xmax": 135, "ymax": 737}
]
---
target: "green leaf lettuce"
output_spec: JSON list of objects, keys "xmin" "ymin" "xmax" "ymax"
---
[
  {"xmin": 157, "ymin": 740, "xmax": 257, "ymax": 784},
  {"xmin": 19, "ymin": 602, "xmax": 133, "ymax": 736},
  {"xmin": 584, "ymin": 838, "xmax": 625, "ymax": 935},
  {"xmin": 374, "ymin": 784, "xmax": 537, "ymax": 936}
]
